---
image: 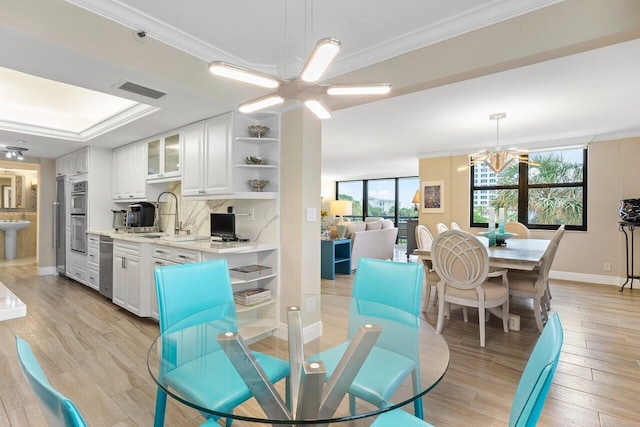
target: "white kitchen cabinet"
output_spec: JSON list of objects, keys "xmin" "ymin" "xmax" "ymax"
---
[
  {"xmin": 182, "ymin": 112, "xmax": 279, "ymax": 199},
  {"xmin": 146, "ymin": 132, "xmax": 180, "ymax": 182},
  {"xmin": 56, "ymin": 147, "xmax": 88, "ymax": 177},
  {"xmin": 182, "ymin": 113, "xmax": 233, "ymax": 197},
  {"xmin": 112, "ymin": 141, "xmax": 149, "ymax": 202},
  {"xmin": 148, "ymin": 244, "xmax": 201, "ymax": 320},
  {"xmin": 113, "ymin": 240, "xmax": 149, "ymax": 316},
  {"xmin": 86, "ymin": 233, "xmax": 100, "ymax": 291}
]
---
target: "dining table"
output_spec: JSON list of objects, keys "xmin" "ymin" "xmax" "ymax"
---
[
  {"xmin": 415, "ymin": 235, "xmax": 551, "ymax": 331},
  {"xmin": 415, "ymin": 236, "xmax": 551, "ymax": 271},
  {"xmin": 147, "ymin": 294, "xmax": 450, "ymax": 426}
]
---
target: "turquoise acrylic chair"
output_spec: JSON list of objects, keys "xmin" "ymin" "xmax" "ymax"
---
[
  {"xmin": 153, "ymin": 260, "xmax": 289, "ymax": 427},
  {"xmin": 15, "ymin": 335, "xmax": 88, "ymax": 427},
  {"xmin": 308, "ymin": 258, "xmax": 425, "ymax": 419},
  {"xmin": 371, "ymin": 312, "xmax": 563, "ymax": 427}
]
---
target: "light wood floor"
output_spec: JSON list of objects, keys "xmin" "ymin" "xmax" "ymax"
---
[{"xmin": 0, "ymin": 259, "xmax": 639, "ymax": 426}]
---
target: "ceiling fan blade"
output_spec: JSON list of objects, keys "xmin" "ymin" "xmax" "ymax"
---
[
  {"xmin": 300, "ymin": 38, "xmax": 341, "ymax": 83},
  {"xmin": 326, "ymin": 83, "xmax": 391, "ymax": 96},
  {"xmin": 239, "ymin": 93, "xmax": 285, "ymax": 113},
  {"xmin": 208, "ymin": 61, "xmax": 281, "ymax": 88},
  {"xmin": 304, "ymin": 98, "xmax": 332, "ymax": 119}
]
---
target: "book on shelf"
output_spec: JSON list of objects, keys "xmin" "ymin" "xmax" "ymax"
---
[
  {"xmin": 234, "ymin": 288, "xmax": 271, "ymax": 306},
  {"xmin": 229, "ymin": 264, "xmax": 273, "ymax": 280}
]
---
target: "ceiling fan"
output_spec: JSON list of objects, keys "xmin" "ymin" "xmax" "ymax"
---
[{"xmin": 208, "ymin": 38, "xmax": 391, "ymax": 119}]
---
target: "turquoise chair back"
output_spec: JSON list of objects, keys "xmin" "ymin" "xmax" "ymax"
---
[
  {"xmin": 509, "ymin": 313, "xmax": 564, "ymax": 427},
  {"xmin": 155, "ymin": 259, "xmax": 235, "ymax": 333},
  {"xmin": 351, "ymin": 258, "xmax": 424, "ymax": 317},
  {"xmin": 15, "ymin": 336, "xmax": 88, "ymax": 427}
]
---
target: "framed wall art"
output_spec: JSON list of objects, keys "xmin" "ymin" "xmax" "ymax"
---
[{"xmin": 421, "ymin": 180, "xmax": 444, "ymax": 213}]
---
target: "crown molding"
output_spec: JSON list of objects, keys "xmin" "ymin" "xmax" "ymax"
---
[
  {"xmin": 0, "ymin": 103, "xmax": 159, "ymax": 142},
  {"xmin": 66, "ymin": 0, "xmax": 562, "ymax": 79}
]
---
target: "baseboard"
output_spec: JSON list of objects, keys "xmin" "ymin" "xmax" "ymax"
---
[
  {"xmin": 550, "ymin": 270, "xmax": 622, "ymax": 286},
  {"xmin": 275, "ymin": 320, "xmax": 323, "ymax": 344},
  {"xmin": 38, "ymin": 266, "xmax": 57, "ymax": 276}
]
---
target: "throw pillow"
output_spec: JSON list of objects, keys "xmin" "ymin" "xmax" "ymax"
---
[
  {"xmin": 380, "ymin": 219, "xmax": 394, "ymax": 229},
  {"xmin": 365, "ymin": 221, "xmax": 382, "ymax": 231},
  {"xmin": 345, "ymin": 221, "xmax": 366, "ymax": 238}
]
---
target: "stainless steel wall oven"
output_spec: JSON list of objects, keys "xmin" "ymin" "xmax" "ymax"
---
[{"xmin": 70, "ymin": 181, "xmax": 87, "ymax": 253}]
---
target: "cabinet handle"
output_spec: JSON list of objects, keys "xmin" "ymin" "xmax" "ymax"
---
[
  {"xmin": 122, "ymin": 257, "xmax": 125, "ymax": 269},
  {"xmin": 177, "ymin": 255, "xmax": 187, "ymax": 259},
  {"xmin": 89, "ymin": 275, "xmax": 95, "ymax": 280}
]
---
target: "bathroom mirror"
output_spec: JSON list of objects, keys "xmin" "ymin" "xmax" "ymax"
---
[{"xmin": 0, "ymin": 175, "xmax": 15, "ymax": 208}]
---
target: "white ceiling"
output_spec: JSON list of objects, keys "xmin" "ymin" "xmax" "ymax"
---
[{"xmin": 1, "ymin": 0, "xmax": 639, "ymax": 180}]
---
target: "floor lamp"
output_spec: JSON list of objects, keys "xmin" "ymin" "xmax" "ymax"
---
[{"xmin": 331, "ymin": 200, "xmax": 352, "ymax": 239}]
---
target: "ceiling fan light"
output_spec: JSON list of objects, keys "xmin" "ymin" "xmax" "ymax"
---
[
  {"xmin": 17, "ymin": 152, "xmax": 24, "ymax": 160},
  {"xmin": 239, "ymin": 95, "xmax": 284, "ymax": 113},
  {"xmin": 304, "ymin": 99, "xmax": 332, "ymax": 119},
  {"xmin": 208, "ymin": 61, "xmax": 280, "ymax": 89},
  {"xmin": 300, "ymin": 38, "xmax": 341, "ymax": 82},
  {"xmin": 5, "ymin": 152, "xmax": 11, "ymax": 159},
  {"xmin": 327, "ymin": 83, "xmax": 391, "ymax": 96}
]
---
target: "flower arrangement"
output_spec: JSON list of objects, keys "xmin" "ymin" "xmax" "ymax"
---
[{"xmin": 321, "ymin": 210, "xmax": 328, "ymax": 221}]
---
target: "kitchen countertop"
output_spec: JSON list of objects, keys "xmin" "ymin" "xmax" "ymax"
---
[
  {"xmin": 0, "ymin": 281, "xmax": 26, "ymax": 321},
  {"xmin": 87, "ymin": 230, "xmax": 277, "ymax": 254}
]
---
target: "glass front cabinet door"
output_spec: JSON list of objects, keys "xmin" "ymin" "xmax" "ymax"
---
[{"xmin": 147, "ymin": 133, "xmax": 181, "ymax": 181}]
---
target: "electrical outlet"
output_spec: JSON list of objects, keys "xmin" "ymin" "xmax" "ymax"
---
[{"xmin": 604, "ymin": 262, "xmax": 612, "ymax": 271}]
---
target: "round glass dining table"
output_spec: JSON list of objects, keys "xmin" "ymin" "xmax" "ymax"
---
[{"xmin": 147, "ymin": 294, "xmax": 450, "ymax": 425}]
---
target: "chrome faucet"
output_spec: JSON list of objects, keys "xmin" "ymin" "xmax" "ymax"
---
[{"xmin": 156, "ymin": 191, "xmax": 182, "ymax": 235}]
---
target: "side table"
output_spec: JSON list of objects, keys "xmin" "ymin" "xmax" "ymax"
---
[
  {"xmin": 619, "ymin": 221, "xmax": 639, "ymax": 291},
  {"xmin": 321, "ymin": 239, "xmax": 352, "ymax": 279}
]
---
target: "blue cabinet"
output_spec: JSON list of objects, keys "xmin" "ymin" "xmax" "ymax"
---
[{"xmin": 321, "ymin": 239, "xmax": 352, "ymax": 279}]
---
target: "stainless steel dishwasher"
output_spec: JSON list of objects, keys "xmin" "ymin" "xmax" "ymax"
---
[{"xmin": 99, "ymin": 236, "xmax": 113, "ymax": 299}]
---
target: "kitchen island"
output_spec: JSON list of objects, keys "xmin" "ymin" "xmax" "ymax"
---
[{"xmin": 87, "ymin": 230, "xmax": 279, "ymax": 342}]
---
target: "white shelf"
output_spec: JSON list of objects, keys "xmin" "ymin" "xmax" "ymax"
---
[
  {"xmin": 230, "ymin": 274, "xmax": 278, "ymax": 285},
  {"xmin": 234, "ymin": 164, "xmax": 279, "ymax": 169},
  {"xmin": 235, "ymin": 298, "xmax": 277, "ymax": 313},
  {"xmin": 235, "ymin": 137, "xmax": 278, "ymax": 143}
]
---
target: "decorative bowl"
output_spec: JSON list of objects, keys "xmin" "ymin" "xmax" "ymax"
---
[
  {"xmin": 248, "ymin": 125, "xmax": 269, "ymax": 138},
  {"xmin": 246, "ymin": 156, "xmax": 264, "ymax": 165},
  {"xmin": 478, "ymin": 231, "xmax": 516, "ymax": 246},
  {"xmin": 248, "ymin": 179, "xmax": 269, "ymax": 192}
]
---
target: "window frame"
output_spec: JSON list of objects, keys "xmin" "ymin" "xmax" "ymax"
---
[{"xmin": 469, "ymin": 148, "xmax": 588, "ymax": 231}]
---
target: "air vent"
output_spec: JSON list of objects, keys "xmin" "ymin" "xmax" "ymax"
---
[{"xmin": 118, "ymin": 81, "xmax": 166, "ymax": 99}]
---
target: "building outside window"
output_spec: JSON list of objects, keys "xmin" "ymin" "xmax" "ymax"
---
[{"xmin": 470, "ymin": 148, "xmax": 587, "ymax": 231}]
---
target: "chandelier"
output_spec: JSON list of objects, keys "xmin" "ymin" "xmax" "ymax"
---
[
  {"xmin": 209, "ymin": 36, "xmax": 391, "ymax": 119},
  {"xmin": 470, "ymin": 113, "xmax": 537, "ymax": 173}
]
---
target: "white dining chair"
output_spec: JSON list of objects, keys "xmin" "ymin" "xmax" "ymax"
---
[
  {"xmin": 509, "ymin": 226, "xmax": 565, "ymax": 325},
  {"xmin": 431, "ymin": 230, "xmax": 509, "ymax": 347},
  {"xmin": 436, "ymin": 223, "xmax": 449, "ymax": 235},
  {"xmin": 505, "ymin": 221, "xmax": 531, "ymax": 238},
  {"xmin": 415, "ymin": 224, "xmax": 440, "ymax": 310},
  {"xmin": 450, "ymin": 221, "xmax": 462, "ymax": 230}
]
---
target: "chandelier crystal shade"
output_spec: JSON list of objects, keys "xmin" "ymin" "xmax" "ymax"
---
[
  {"xmin": 470, "ymin": 113, "xmax": 538, "ymax": 173},
  {"xmin": 208, "ymin": 38, "xmax": 391, "ymax": 120}
]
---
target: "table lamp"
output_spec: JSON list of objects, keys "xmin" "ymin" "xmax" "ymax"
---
[
  {"xmin": 412, "ymin": 190, "xmax": 420, "ymax": 211},
  {"xmin": 330, "ymin": 200, "xmax": 352, "ymax": 239}
]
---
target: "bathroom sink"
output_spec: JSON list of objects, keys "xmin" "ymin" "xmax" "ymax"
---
[
  {"xmin": 0, "ymin": 220, "xmax": 31, "ymax": 260},
  {"xmin": 0, "ymin": 220, "xmax": 31, "ymax": 232}
]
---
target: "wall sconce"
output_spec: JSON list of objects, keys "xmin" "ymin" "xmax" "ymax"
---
[
  {"xmin": 2, "ymin": 146, "xmax": 28, "ymax": 161},
  {"xmin": 31, "ymin": 178, "xmax": 38, "ymax": 189}
]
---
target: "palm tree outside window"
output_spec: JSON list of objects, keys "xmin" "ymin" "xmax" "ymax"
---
[{"xmin": 470, "ymin": 148, "xmax": 587, "ymax": 231}]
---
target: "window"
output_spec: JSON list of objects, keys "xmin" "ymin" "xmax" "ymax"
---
[
  {"xmin": 470, "ymin": 148, "xmax": 587, "ymax": 230},
  {"xmin": 336, "ymin": 176, "xmax": 419, "ymax": 241}
]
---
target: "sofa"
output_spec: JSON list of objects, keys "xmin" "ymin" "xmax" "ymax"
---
[{"xmin": 330, "ymin": 218, "xmax": 398, "ymax": 269}]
